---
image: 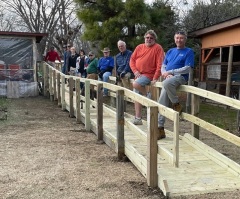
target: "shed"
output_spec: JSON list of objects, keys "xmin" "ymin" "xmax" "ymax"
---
[
  {"xmin": 0, "ymin": 31, "xmax": 47, "ymax": 98},
  {"xmin": 189, "ymin": 16, "xmax": 240, "ymax": 98}
]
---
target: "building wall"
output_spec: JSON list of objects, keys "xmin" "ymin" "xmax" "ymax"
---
[{"xmin": 202, "ymin": 27, "xmax": 240, "ymax": 49}]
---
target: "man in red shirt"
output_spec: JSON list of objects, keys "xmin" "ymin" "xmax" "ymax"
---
[
  {"xmin": 45, "ymin": 46, "xmax": 61, "ymax": 68},
  {"xmin": 130, "ymin": 29, "xmax": 164, "ymax": 127}
]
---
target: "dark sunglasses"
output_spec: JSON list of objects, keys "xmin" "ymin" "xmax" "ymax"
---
[
  {"xmin": 89, "ymin": 54, "xmax": 93, "ymax": 56},
  {"xmin": 145, "ymin": 36, "xmax": 154, "ymax": 40},
  {"xmin": 175, "ymin": 31, "xmax": 186, "ymax": 36}
]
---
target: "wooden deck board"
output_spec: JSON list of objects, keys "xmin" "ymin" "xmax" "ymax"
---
[{"xmin": 61, "ymin": 88, "xmax": 240, "ymax": 197}]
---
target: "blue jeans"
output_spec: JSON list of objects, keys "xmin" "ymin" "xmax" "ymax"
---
[
  {"xmin": 133, "ymin": 75, "xmax": 151, "ymax": 94},
  {"xmin": 98, "ymin": 71, "xmax": 112, "ymax": 95},
  {"xmin": 62, "ymin": 64, "xmax": 66, "ymax": 74},
  {"xmin": 158, "ymin": 75, "xmax": 186, "ymax": 127}
]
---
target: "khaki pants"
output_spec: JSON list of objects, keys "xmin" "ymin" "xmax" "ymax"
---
[
  {"xmin": 117, "ymin": 72, "xmax": 132, "ymax": 90},
  {"xmin": 87, "ymin": 73, "xmax": 98, "ymax": 90}
]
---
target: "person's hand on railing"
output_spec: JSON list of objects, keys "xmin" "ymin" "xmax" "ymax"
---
[
  {"xmin": 151, "ymin": 79, "xmax": 157, "ymax": 85},
  {"xmin": 162, "ymin": 71, "xmax": 173, "ymax": 79}
]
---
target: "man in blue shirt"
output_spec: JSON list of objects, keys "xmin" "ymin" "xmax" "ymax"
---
[
  {"xmin": 98, "ymin": 47, "xmax": 114, "ymax": 96},
  {"xmin": 116, "ymin": 40, "xmax": 133, "ymax": 89},
  {"xmin": 158, "ymin": 31, "xmax": 194, "ymax": 139}
]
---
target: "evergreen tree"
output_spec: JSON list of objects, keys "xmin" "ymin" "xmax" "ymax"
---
[{"xmin": 74, "ymin": 0, "xmax": 176, "ymax": 54}]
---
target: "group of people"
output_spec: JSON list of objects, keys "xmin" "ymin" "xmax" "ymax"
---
[
  {"xmin": 60, "ymin": 42, "xmax": 133, "ymax": 98},
  {"xmin": 45, "ymin": 29, "xmax": 194, "ymax": 140}
]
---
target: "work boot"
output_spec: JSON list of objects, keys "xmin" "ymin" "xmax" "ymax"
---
[
  {"xmin": 172, "ymin": 103, "xmax": 183, "ymax": 114},
  {"xmin": 158, "ymin": 127, "xmax": 166, "ymax": 140}
]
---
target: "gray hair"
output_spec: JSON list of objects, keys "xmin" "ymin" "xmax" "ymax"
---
[
  {"xmin": 144, "ymin": 30, "xmax": 157, "ymax": 40},
  {"xmin": 117, "ymin": 40, "xmax": 126, "ymax": 46}
]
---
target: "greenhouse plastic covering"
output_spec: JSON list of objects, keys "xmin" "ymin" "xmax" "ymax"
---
[{"xmin": 0, "ymin": 37, "xmax": 38, "ymax": 97}]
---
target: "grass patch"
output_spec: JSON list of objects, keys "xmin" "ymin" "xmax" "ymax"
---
[
  {"xmin": 198, "ymin": 103, "xmax": 238, "ymax": 132},
  {"xmin": 0, "ymin": 97, "xmax": 8, "ymax": 109}
]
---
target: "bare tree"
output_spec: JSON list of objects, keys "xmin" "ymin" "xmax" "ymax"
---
[
  {"xmin": 2, "ymin": 0, "xmax": 83, "ymax": 58},
  {"xmin": 0, "ymin": 5, "xmax": 18, "ymax": 31},
  {"xmin": 182, "ymin": 0, "xmax": 240, "ymax": 31}
]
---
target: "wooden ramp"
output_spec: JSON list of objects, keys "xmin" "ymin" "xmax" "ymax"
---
[{"xmin": 63, "ymin": 93, "xmax": 240, "ymax": 197}]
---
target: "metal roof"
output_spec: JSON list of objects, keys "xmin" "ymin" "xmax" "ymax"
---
[
  {"xmin": 0, "ymin": 31, "xmax": 48, "ymax": 43},
  {"xmin": 189, "ymin": 16, "xmax": 240, "ymax": 38}
]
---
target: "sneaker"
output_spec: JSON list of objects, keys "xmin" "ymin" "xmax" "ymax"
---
[
  {"xmin": 158, "ymin": 127, "xmax": 166, "ymax": 140},
  {"xmin": 172, "ymin": 103, "xmax": 182, "ymax": 114},
  {"xmin": 132, "ymin": 118, "xmax": 143, "ymax": 125}
]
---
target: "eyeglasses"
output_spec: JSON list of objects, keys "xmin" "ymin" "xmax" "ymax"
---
[
  {"xmin": 89, "ymin": 55, "xmax": 93, "ymax": 56},
  {"xmin": 175, "ymin": 31, "xmax": 186, "ymax": 36},
  {"xmin": 145, "ymin": 36, "xmax": 154, "ymax": 40}
]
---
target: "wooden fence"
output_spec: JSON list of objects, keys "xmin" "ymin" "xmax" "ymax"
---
[{"xmin": 42, "ymin": 62, "xmax": 240, "ymax": 188}]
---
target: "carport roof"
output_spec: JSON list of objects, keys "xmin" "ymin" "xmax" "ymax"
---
[
  {"xmin": 189, "ymin": 16, "xmax": 240, "ymax": 38},
  {"xmin": 0, "ymin": 31, "xmax": 48, "ymax": 43}
]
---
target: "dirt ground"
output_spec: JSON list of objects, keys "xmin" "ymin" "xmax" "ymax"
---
[{"xmin": 0, "ymin": 96, "xmax": 240, "ymax": 199}]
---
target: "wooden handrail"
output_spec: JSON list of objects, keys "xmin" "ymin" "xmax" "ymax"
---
[{"xmin": 43, "ymin": 62, "xmax": 240, "ymax": 189}]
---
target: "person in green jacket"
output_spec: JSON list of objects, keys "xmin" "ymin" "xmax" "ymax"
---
[{"xmin": 82, "ymin": 51, "xmax": 98, "ymax": 100}]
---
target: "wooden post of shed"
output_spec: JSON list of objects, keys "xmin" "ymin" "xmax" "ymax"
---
[
  {"xmin": 85, "ymin": 80, "xmax": 91, "ymax": 131},
  {"xmin": 61, "ymin": 75, "xmax": 66, "ymax": 111},
  {"xmin": 116, "ymin": 89, "xmax": 125, "ymax": 160},
  {"xmin": 97, "ymin": 83, "xmax": 103, "ymax": 140},
  {"xmin": 226, "ymin": 46, "xmax": 233, "ymax": 97},
  {"xmin": 147, "ymin": 106, "xmax": 158, "ymax": 187},
  {"xmin": 75, "ymin": 78, "xmax": 81, "ymax": 123},
  {"xmin": 69, "ymin": 77, "xmax": 74, "ymax": 118}
]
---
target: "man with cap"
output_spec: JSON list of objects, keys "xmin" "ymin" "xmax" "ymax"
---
[
  {"xmin": 158, "ymin": 31, "xmax": 194, "ymax": 139},
  {"xmin": 84, "ymin": 51, "xmax": 98, "ymax": 99},
  {"xmin": 97, "ymin": 47, "xmax": 114, "ymax": 96}
]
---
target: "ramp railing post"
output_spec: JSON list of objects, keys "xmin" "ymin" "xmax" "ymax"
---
[
  {"xmin": 75, "ymin": 78, "xmax": 81, "ymax": 123},
  {"xmin": 147, "ymin": 106, "xmax": 158, "ymax": 187},
  {"xmin": 61, "ymin": 75, "xmax": 66, "ymax": 111},
  {"xmin": 49, "ymin": 67, "xmax": 53, "ymax": 101},
  {"xmin": 53, "ymin": 70, "xmax": 57, "ymax": 101},
  {"xmin": 191, "ymin": 93, "xmax": 200, "ymax": 139},
  {"xmin": 43, "ymin": 62, "xmax": 49, "ymax": 97},
  {"xmin": 85, "ymin": 80, "xmax": 91, "ymax": 131},
  {"xmin": 69, "ymin": 77, "xmax": 74, "ymax": 118},
  {"xmin": 186, "ymin": 67, "xmax": 193, "ymax": 113},
  {"xmin": 116, "ymin": 89, "xmax": 124, "ymax": 160},
  {"xmin": 57, "ymin": 72, "xmax": 61, "ymax": 106},
  {"xmin": 97, "ymin": 83, "xmax": 103, "ymax": 140},
  {"xmin": 173, "ymin": 112, "xmax": 180, "ymax": 167}
]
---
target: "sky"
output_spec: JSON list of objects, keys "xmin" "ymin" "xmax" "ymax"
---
[
  {"xmin": 145, "ymin": 0, "xmax": 211, "ymax": 17},
  {"xmin": 145, "ymin": 0, "xmax": 211, "ymax": 7}
]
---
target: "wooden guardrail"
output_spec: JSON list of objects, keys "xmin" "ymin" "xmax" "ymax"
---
[{"xmin": 41, "ymin": 61, "xmax": 240, "ymax": 188}]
